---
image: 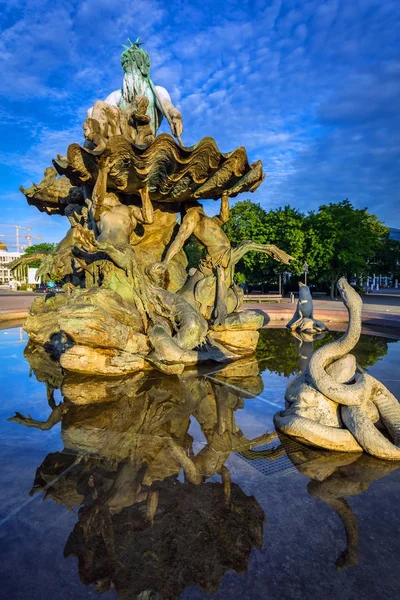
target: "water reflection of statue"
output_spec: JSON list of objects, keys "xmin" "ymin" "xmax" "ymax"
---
[
  {"xmin": 280, "ymin": 433, "xmax": 400, "ymax": 570},
  {"xmin": 88, "ymin": 39, "xmax": 183, "ymax": 145},
  {"xmin": 9, "ymin": 358, "xmax": 270, "ymax": 598}
]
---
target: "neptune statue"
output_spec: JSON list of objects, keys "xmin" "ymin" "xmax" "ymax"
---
[{"xmin": 88, "ymin": 38, "xmax": 183, "ymax": 145}]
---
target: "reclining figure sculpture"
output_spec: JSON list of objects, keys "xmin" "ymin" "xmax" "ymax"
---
[{"xmin": 9, "ymin": 39, "xmax": 293, "ymax": 375}]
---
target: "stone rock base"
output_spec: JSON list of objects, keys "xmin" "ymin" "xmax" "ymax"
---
[{"xmin": 23, "ymin": 287, "xmax": 264, "ymax": 376}]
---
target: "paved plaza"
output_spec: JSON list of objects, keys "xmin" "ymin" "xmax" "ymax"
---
[{"xmin": 2, "ymin": 290, "xmax": 400, "ymax": 331}]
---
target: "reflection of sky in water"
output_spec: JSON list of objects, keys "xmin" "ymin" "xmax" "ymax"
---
[
  {"xmin": 1, "ymin": 327, "xmax": 399, "ymax": 454},
  {"xmin": 1, "ymin": 327, "xmax": 400, "ymax": 599},
  {"xmin": 0, "ymin": 328, "xmax": 63, "ymax": 453}
]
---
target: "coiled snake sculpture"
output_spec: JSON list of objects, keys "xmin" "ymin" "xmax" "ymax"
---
[{"xmin": 274, "ymin": 278, "xmax": 400, "ymax": 460}]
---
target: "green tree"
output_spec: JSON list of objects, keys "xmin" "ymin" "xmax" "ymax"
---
[
  {"xmin": 306, "ymin": 200, "xmax": 387, "ymax": 298},
  {"xmin": 24, "ymin": 243, "xmax": 57, "ymax": 268},
  {"xmin": 371, "ymin": 234, "xmax": 400, "ymax": 280},
  {"xmin": 184, "ymin": 235, "xmax": 205, "ymax": 270},
  {"xmin": 223, "ymin": 201, "xmax": 306, "ymax": 286}
]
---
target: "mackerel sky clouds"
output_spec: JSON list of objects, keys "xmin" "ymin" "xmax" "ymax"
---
[{"xmin": 0, "ymin": 0, "xmax": 399, "ymax": 243}]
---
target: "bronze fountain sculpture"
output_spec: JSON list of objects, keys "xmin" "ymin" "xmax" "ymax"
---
[{"xmin": 12, "ymin": 40, "xmax": 293, "ymax": 376}]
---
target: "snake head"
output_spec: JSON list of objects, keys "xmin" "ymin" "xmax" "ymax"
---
[{"xmin": 337, "ymin": 277, "xmax": 362, "ymax": 309}]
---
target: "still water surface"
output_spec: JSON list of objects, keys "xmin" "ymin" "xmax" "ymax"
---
[{"xmin": 0, "ymin": 326, "xmax": 399, "ymax": 599}]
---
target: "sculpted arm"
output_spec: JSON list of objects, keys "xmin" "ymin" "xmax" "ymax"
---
[
  {"xmin": 213, "ymin": 192, "xmax": 230, "ymax": 226},
  {"xmin": 7, "ymin": 403, "xmax": 67, "ymax": 430},
  {"xmin": 128, "ymin": 188, "xmax": 154, "ymax": 226},
  {"xmin": 154, "ymin": 85, "xmax": 183, "ymax": 142},
  {"xmin": 92, "ymin": 164, "xmax": 110, "ymax": 222}
]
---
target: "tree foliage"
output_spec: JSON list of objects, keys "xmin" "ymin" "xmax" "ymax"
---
[
  {"xmin": 184, "ymin": 235, "xmax": 205, "ymax": 270},
  {"xmin": 222, "ymin": 198, "xmax": 397, "ymax": 297},
  {"xmin": 306, "ymin": 200, "xmax": 388, "ymax": 297},
  {"xmin": 371, "ymin": 234, "xmax": 400, "ymax": 279},
  {"xmin": 23, "ymin": 243, "xmax": 57, "ymax": 268},
  {"xmin": 223, "ymin": 201, "xmax": 307, "ymax": 284}
]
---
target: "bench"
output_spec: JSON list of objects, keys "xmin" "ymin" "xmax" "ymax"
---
[
  {"xmin": 289, "ymin": 291, "xmax": 327, "ymax": 298},
  {"xmin": 243, "ymin": 294, "xmax": 284, "ymax": 303}
]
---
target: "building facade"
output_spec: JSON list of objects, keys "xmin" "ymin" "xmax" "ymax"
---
[{"xmin": 0, "ymin": 247, "xmax": 22, "ymax": 284}]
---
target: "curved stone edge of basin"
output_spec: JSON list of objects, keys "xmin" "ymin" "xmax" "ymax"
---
[
  {"xmin": 0, "ymin": 310, "xmax": 29, "ymax": 328},
  {"xmin": 242, "ymin": 305, "xmax": 400, "ymax": 330}
]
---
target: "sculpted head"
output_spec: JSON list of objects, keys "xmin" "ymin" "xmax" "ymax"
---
[
  {"xmin": 298, "ymin": 282, "xmax": 311, "ymax": 298},
  {"xmin": 44, "ymin": 166, "xmax": 56, "ymax": 177},
  {"xmin": 337, "ymin": 277, "xmax": 362, "ymax": 310},
  {"xmin": 121, "ymin": 39, "xmax": 151, "ymax": 76},
  {"xmin": 83, "ymin": 118, "xmax": 101, "ymax": 140}
]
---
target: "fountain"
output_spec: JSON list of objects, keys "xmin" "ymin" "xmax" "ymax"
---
[
  {"xmin": 10, "ymin": 40, "xmax": 293, "ymax": 376},
  {"xmin": 2, "ymin": 321, "xmax": 400, "ymax": 597},
  {"xmin": 2, "ymin": 37, "xmax": 400, "ymax": 600}
]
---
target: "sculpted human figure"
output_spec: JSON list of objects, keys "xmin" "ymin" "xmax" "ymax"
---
[
  {"xmin": 13, "ymin": 40, "xmax": 283, "ymax": 376},
  {"xmin": 32, "ymin": 166, "xmax": 58, "ymax": 191},
  {"xmin": 129, "ymin": 95, "xmax": 155, "ymax": 146},
  {"xmin": 158, "ymin": 193, "xmax": 293, "ymax": 323},
  {"xmin": 82, "ymin": 118, "xmax": 107, "ymax": 155},
  {"xmin": 87, "ymin": 39, "xmax": 183, "ymax": 145},
  {"xmin": 91, "ymin": 159, "xmax": 154, "ymax": 243}
]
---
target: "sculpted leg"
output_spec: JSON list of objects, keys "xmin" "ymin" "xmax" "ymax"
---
[
  {"xmin": 213, "ymin": 265, "xmax": 228, "ymax": 325},
  {"xmin": 138, "ymin": 185, "xmax": 154, "ymax": 224},
  {"xmin": 221, "ymin": 465, "xmax": 231, "ymax": 506},
  {"xmin": 166, "ymin": 438, "xmax": 203, "ymax": 484}
]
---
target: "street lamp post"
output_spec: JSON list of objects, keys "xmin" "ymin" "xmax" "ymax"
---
[{"xmin": 303, "ymin": 261, "xmax": 309, "ymax": 286}]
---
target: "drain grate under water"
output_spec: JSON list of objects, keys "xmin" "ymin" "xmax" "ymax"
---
[{"xmin": 235, "ymin": 437, "xmax": 303, "ymax": 479}]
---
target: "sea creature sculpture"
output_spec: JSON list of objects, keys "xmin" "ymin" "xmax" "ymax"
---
[
  {"xmin": 286, "ymin": 282, "xmax": 327, "ymax": 334},
  {"xmin": 275, "ymin": 278, "xmax": 400, "ymax": 460}
]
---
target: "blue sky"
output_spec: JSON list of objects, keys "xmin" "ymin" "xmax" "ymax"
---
[{"xmin": 0, "ymin": 0, "xmax": 399, "ymax": 246}]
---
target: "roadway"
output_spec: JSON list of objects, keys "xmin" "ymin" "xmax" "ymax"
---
[
  {"xmin": 1, "ymin": 288, "xmax": 400, "ymax": 314},
  {"xmin": 0, "ymin": 290, "xmax": 37, "ymax": 311}
]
